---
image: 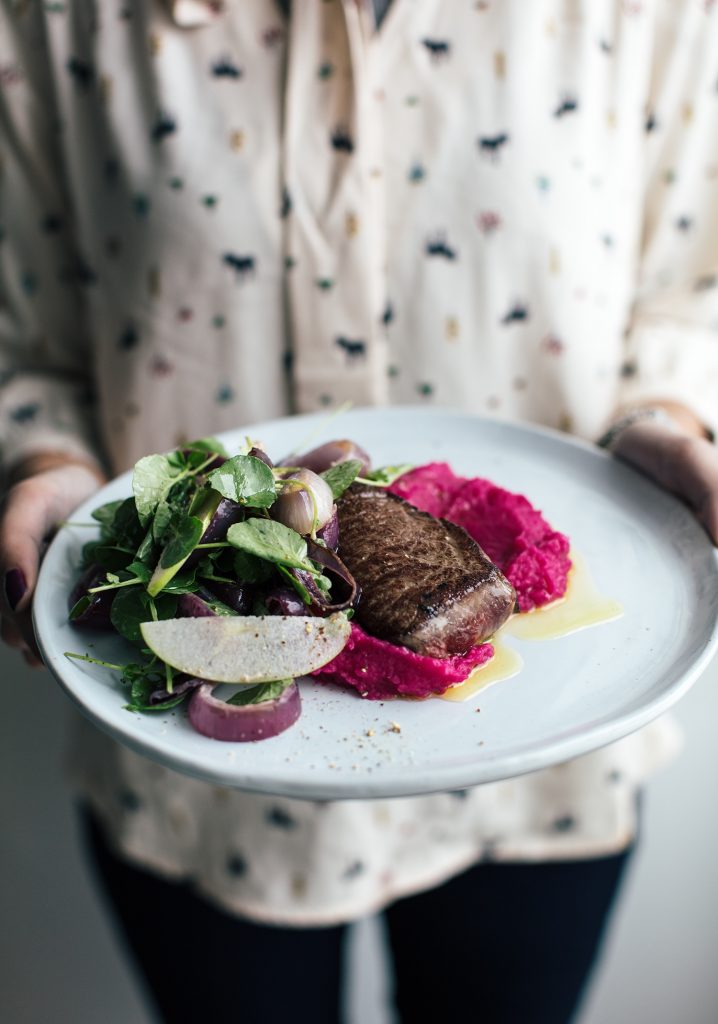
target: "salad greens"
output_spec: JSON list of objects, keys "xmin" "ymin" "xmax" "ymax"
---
[
  {"xmin": 226, "ymin": 519, "xmax": 321, "ymax": 575},
  {"xmin": 64, "ymin": 435, "xmax": 409, "ymax": 728},
  {"xmin": 206, "ymin": 455, "xmax": 276, "ymax": 507}
]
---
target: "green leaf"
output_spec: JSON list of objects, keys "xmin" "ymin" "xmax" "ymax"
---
[
  {"xmin": 126, "ymin": 560, "xmax": 152, "ymax": 582},
  {"xmin": 160, "ymin": 568, "xmax": 199, "ymax": 594},
  {"xmin": 126, "ymin": 688, "xmax": 188, "ymax": 712},
  {"xmin": 91, "ymin": 545, "xmax": 135, "ymax": 572},
  {"xmin": 207, "ymin": 455, "xmax": 276, "ymax": 508},
  {"xmin": 91, "ymin": 500, "xmax": 125, "ymax": 539},
  {"xmin": 227, "ymin": 519, "xmax": 317, "ymax": 573},
  {"xmin": 148, "ymin": 488, "xmax": 223, "ymax": 598},
  {"xmin": 158, "ymin": 515, "xmax": 203, "ymax": 569},
  {"xmin": 152, "ymin": 500, "xmax": 174, "ymax": 543},
  {"xmin": 277, "ymin": 564, "xmax": 312, "ymax": 605},
  {"xmin": 68, "ymin": 595, "xmax": 91, "ymax": 621},
  {"xmin": 359, "ymin": 464, "xmax": 413, "ymax": 487},
  {"xmin": 81, "ymin": 540, "xmax": 103, "ymax": 568},
  {"xmin": 201, "ymin": 594, "xmax": 237, "ymax": 617},
  {"xmin": 122, "ymin": 661, "xmax": 187, "ymax": 712},
  {"xmin": 132, "ymin": 454, "xmax": 183, "ymax": 526},
  {"xmin": 320, "ymin": 459, "xmax": 363, "ymax": 500},
  {"xmin": 225, "ymin": 679, "xmax": 293, "ymax": 706},
  {"xmin": 186, "ymin": 436, "xmax": 229, "ymax": 458},
  {"xmin": 232, "ymin": 549, "xmax": 273, "ymax": 584},
  {"xmin": 112, "ymin": 498, "xmax": 145, "ymax": 548},
  {"xmin": 314, "ymin": 573, "xmax": 332, "ymax": 594},
  {"xmin": 111, "ymin": 589, "xmax": 178, "ymax": 647},
  {"xmin": 135, "ymin": 526, "xmax": 156, "ymax": 566}
]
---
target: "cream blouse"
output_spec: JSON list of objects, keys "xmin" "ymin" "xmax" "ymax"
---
[{"xmin": 1, "ymin": 0, "xmax": 715, "ymax": 925}]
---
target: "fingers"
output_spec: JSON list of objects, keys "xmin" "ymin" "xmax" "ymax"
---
[
  {"xmin": 0, "ymin": 610, "xmax": 43, "ymax": 665},
  {"xmin": 0, "ymin": 464, "xmax": 102, "ymax": 661},
  {"xmin": 0, "ymin": 478, "xmax": 55, "ymax": 662},
  {"xmin": 0, "ymin": 477, "xmax": 58, "ymax": 614}
]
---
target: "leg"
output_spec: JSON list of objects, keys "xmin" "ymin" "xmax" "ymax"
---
[
  {"xmin": 384, "ymin": 850, "xmax": 633, "ymax": 1024},
  {"xmin": 80, "ymin": 809, "xmax": 347, "ymax": 1024}
]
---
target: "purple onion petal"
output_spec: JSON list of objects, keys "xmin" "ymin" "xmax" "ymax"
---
[
  {"xmin": 188, "ymin": 680, "xmax": 302, "ymax": 741},
  {"xmin": 306, "ymin": 540, "xmax": 360, "ymax": 612},
  {"xmin": 149, "ymin": 675, "xmax": 204, "ymax": 706},
  {"xmin": 248, "ymin": 447, "xmax": 274, "ymax": 469},
  {"xmin": 264, "ymin": 586, "xmax": 307, "ymax": 616},
  {"xmin": 176, "ymin": 592, "xmax": 217, "ymax": 618},
  {"xmin": 68, "ymin": 564, "xmax": 116, "ymax": 629},
  {"xmin": 204, "ymin": 581, "xmax": 253, "ymax": 615},
  {"xmin": 316, "ymin": 506, "xmax": 339, "ymax": 550}
]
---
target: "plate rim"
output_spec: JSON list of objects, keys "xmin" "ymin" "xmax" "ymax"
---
[{"xmin": 33, "ymin": 407, "xmax": 718, "ymax": 799}]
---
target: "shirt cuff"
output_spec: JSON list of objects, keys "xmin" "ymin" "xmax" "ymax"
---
[{"xmin": 0, "ymin": 374, "xmax": 105, "ymax": 477}]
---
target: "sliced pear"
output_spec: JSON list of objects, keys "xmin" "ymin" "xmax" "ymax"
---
[{"xmin": 139, "ymin": 613, "xmax": 351, "ymax": 684}]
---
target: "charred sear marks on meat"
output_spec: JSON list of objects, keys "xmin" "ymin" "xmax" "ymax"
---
[{"xmin": 336, "ymin": 486, "xmax": 516, "ymax": 657}]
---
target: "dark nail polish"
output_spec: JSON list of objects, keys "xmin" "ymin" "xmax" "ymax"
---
[{"xmin": 4, "ymin": 568, "xmax": 27, "ymax": 611}]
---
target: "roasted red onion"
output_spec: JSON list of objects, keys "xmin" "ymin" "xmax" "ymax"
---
[
  {"xmin": 204, "ymin": 581, "xmax": 253, "ymax": 614},
  {"xmin": 271, "ymin": 469, "xmax": 333, "ymax": 535},
  {"xmin": 265, "ymin": 586, "xmax": 307, "ymax": 616},
  {"xmin": 149, "ymin": 675, "xmax": 204, "ymax": 706},
  {"xmin": 200, "ymin": 497, "xmax": 245, "ymax": 543},
  {"xmin": 185, "ymin": 497, "xmax": 245, "ymax": 569},
  {"xmin": 188, "ymin": 680, "xmax": 302, "ymax": 741},
  {"xmin": 289, "ymin": 439, "xmax": 371, "ymax": 475},
  {"xmin": 176, "ymin": 592, "xmax": 217, "ymax": 618},
  {"xmin": 306, "ymin": 539, "xmax": 359, "ymax": 612},
  {"xmin": 68, "ymin": 564, "xmax": 115, "ymax": 629},
  {"xmin": 248, "ymin": 446, "xmax": 274, "ymax": 468},
  {"xmin": 316, "ymin": 506, "xmax": 339, "ymax": 550}
]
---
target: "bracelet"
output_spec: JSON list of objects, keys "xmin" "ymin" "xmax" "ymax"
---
[{"xmin": 597, "ymin": 407, "xmax": 678, "ymax": 451}]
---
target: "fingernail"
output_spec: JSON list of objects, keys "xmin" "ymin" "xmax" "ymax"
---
[{"xmin": 4, "ymin": 568, "xmax": 27, "ymax": 611}]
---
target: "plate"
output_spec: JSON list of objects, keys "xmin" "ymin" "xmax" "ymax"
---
[{"xmin": 34, "ymin": 408, "xmax": 718, "ymax": 799}]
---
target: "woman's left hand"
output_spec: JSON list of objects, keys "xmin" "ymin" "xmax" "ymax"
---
[{"xmin": 610, "ymin": 412, "xmax": 718, "ymax": 546}]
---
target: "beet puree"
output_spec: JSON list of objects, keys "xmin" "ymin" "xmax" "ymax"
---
[
  {"xmin": 313, "ymin": 462, "xmax": 571, "ymax": 699},
  {"xmin": 312, "ymin": 625, "xmax": 493, "ymax": 700},
  {"xmin": 391, "ymin": 463, "xmax": 571, "ymax": 612}
]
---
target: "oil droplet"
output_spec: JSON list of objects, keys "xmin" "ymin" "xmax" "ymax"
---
[
  {"xmin": 441, "ymin": 640, "xmax": 523, "ymax": 702},
  {"xmin": 441, "ymin": 550, "xmax": 620, "ymax": 701},
  {"xmin": 505, "ymin": 551, "xmax": 622, "ymax": 642}
]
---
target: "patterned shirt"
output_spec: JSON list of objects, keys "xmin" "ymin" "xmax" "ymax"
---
[{"xmin": 1, "ymin": 0, "xmax": 714, "ymax": 924}]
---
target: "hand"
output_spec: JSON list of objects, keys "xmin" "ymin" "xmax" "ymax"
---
[
  {"xmin": 611, "ymin": 418, "xmax": 718, "ymax": 546},
  {"xmin": 0, "ymin": 456, "xmax": 106, "ymax": 664}
]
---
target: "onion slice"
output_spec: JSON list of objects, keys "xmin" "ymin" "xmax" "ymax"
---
[
  {"xmin": 286, "ymin": 439, "xmax": 371, "ymax": 475},
  {"xmin": 68, "ymin": 564, "xmax": 116, "ymax": 629},
  {"xmin": 306, "ymin": 540, "xmax": 360, "ymax": 612},
  {"xmin": 188, "ymin": 680, "xmax": 301, "ymax": 741}
]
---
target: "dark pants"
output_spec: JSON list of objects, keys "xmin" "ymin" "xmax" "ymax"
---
[{"xmin": 82, "ymin": 811, "xmax": 631, "ymax": 1024}]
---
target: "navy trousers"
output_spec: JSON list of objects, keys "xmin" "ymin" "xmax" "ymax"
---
[{"xmin": 82, "ymin": 810, "xmax": 631, "ymax": 1024}]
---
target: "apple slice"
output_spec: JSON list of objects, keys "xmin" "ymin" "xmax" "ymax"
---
[{"xmin": 139, "ymin": 614, "xmax": 351, "ymax": 683}]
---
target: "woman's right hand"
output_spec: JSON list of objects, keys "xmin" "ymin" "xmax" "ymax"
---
[{"xmin": 0, "ymin": 456, "xmax": 106, "ymax": 665}]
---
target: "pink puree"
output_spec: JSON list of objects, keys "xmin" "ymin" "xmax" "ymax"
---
[
  {"xmin": 313, "ymin": 626, "xmax": 493, "ymax": 700},
  {"xmin": 313, "ymin": 463, "xmax": 571, "ymax": 700}
]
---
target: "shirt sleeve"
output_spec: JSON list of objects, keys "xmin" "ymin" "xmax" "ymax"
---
[
  {"xmin": 618, "ymin": 1, "xmax": 718, "ymax": 438},
  {"xmin": 0, "ymin": 7, "xmax": 105, "ymax": 476}
]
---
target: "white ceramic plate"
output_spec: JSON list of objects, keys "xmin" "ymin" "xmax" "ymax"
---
[{"xmin": 34, "ymin": 408, "xmax": 718, "ymax": 799}]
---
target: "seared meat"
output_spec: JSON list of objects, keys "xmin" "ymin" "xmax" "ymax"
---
[{"xmin": 336, "ymin": 485, "xmax": 516, "ymax": 657}]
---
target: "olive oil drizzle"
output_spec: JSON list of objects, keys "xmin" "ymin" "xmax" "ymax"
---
[{"xmin": 441, "ymin": 551, "xmax": 623, "ymax": 702}]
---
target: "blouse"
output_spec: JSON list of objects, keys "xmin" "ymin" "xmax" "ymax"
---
[{"xmin": 1, "ymin": 0, "xmax": 715, "ymax": 924}]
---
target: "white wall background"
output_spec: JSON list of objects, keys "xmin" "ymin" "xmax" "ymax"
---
[{"xmin": 2, "ymin": 644, "xmax": 717, "ymax": 1024}]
